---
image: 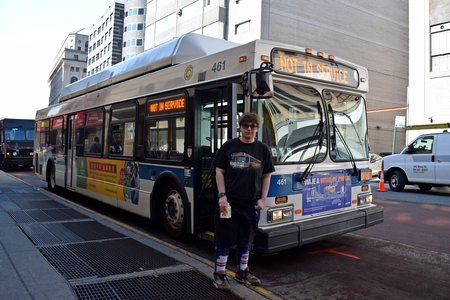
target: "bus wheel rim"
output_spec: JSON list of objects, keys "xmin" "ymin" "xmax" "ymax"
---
[{"xmin": 164, "ymin": 190, "xmax": 184, "ymax": 230}]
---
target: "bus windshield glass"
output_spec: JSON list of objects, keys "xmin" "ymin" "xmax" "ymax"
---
[
  {"xmin": 324, "ymin": 90, "xmax": 368, "ymax": 161},
  {"xmin": 255, "ymin": 81, "xmax": 327, "ymax": 164},
  {"xmin": 5, "ymin": 125, "xmax": 35, "ymax": 141}
]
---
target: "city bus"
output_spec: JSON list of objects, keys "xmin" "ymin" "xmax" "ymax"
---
[
  {"xmin": 0, "ymin": 118, "xmax": 34, "ymax": 170},
  {"xmin": 34, "ymin": 33, "xmax": 383, "ymax": 254}
]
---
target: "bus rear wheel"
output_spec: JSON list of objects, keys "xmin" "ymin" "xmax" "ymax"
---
[{"xmin": 161, "ymin": 182, "xmax": 187, "ymax": 240}]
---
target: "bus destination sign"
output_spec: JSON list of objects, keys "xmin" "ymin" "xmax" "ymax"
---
[
  {"xmin": 272, "ymin": 49, "xmax": 359, "ymax": 87},
  {"xmin": 148, "ymin": 97, "xmax": 185, "ymax": 114}
]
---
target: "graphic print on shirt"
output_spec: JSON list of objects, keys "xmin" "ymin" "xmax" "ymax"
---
[{"xmin": 230, "ymin": 152, "xmax": 261, "ymax": 169}]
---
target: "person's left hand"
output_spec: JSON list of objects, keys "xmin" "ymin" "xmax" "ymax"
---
[{"xmin": 255, "ymin": 198, "xmax": 266, "ymax": 211}]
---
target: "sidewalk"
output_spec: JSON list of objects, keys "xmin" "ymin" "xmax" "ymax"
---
[{"xmin": 0, "ymin": 171, "xmax": 268, "ymax": 300}]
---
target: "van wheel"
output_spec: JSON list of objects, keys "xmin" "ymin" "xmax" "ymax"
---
[
  {"xmin": 389, "ymin": 170, "xmax": 406, "ymax": 192},
  {"xmin": 161, "ymin": 182, "xmax": 187, "ymax": 240},
  {"xmin": 47, "ymin": 165, "xmax": 56, "ymax": 192},
  {"xmin": 418, "ymin": 184, "xmax": 432, "ymax": 191}
]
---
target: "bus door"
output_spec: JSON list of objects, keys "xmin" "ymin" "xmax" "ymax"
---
[
  {"xmin": 66, "ymin": 114, "xmax": 77, "ymax": 189},
  {"xmin": 194, "ymin": 83, "xmax": 244, "ymax": 232}
]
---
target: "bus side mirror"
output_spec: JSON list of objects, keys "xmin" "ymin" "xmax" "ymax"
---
[
  {"xmin": 251, "ymin": 69, "xmax": 273, "ymax": 98},
  {"xmin": 242, "ymin": 62, "xmax": 273, "ymax": 99},
  {"xmin": 407, "ymin": 144, "xmax": 415, "ymax": 153}
]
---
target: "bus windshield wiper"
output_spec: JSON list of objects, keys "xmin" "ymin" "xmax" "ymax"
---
[
  {"xmin": 298, "ymin": 101, "xmax": 325, "ymax": 182},
  {"xmin": 328, "ymin": 104, "xmax": 358, "ymax": 175}
]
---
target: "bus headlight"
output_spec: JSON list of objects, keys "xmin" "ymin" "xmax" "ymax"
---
[
  {"xmin": 357, "ymin": 194, "xmax": 373, "ymax": 205},
  {"xmin": 267, "ymin": 205, "xmax": 294, "ymax": 223}
]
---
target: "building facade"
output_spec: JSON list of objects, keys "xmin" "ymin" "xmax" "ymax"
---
[
  {"xmin": 144, "ymin": 0, "xmax": 227, "ymax": 49},
  {"xmin": 140, "ymin": 0, "xmax": 409, "ymax": 154},
  {"xmin": 408, "ymin": 0, "xmax": 450, "ymax": 143},
  {"xmin": 122, "ymin": 0, "xmax": 146, "ymax": 61},
  {"xmin": 87, "ymin": 2, "xmax": 125, "ymax": 76},
  {"xmin": 48, "ymin": 29, "xmax": 89, "ymax": 106}
]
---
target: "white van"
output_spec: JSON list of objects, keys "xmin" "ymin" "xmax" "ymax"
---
[{"xmin": 382, "ymin": 132, "xmax": 450, "ymax": 192}]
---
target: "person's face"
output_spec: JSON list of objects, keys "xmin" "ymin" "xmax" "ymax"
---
[{"xmin": 240, "ymin": 122, "xmax": 258, "ymax": 139}]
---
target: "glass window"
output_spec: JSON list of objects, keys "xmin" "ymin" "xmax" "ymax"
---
[
  {"xmin": 84, "ymin": 109, "xmax": 104, "ymax": 155},
  {"xmin": 324, "ymin": 90, "xmax": 368, "ymax": 161},
  {"xmin": 431, "ymin": 22, "xmax": 450, "ymax": 72},
  {"xmin": 409, "ymin": 136, "xmax": 434, "ymax": 154},
  {"xmin": 138, "ymin": 8, "xmax": 145, "ymax": 15},
  {"xmin": 144, "ymin": 117, "xmax": 185, "ymax": 161},
  {"xmin": 49, "ymin": 117, "xmax": 64, "ymax": 155},
  {"xmin": 253, "ymin": 82, "xmax": 327, "ymax": 164},
  {"xmin": 110, "ymin": 104, "xmax": 136, "ymax": 157}
]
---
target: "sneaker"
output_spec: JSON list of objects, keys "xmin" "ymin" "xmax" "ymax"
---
[
  {"xmin": 213, "ymin": 271, "xmax": 231, "ymax": 292},
  {"xmin": 234, "ymin": 268, "xmax": 261, "ymax": 286}
]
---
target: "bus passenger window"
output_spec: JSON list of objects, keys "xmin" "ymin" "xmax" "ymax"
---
[
  {"xmin": 110, "ymin": 104, "xmax": 136, "ymax": 157},
  {"xmin": 84, "ymin": 109, "xmax": 104, "ymax": 156}
]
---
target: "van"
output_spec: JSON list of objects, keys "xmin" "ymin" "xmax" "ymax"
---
[{"xmin": 382, "ymin": 132, "xmax": 450, "ymax": 192}]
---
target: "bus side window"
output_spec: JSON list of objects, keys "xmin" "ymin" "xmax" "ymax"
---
[
  {"xmin": 84, "ymin": 109, "xmax": 104, "ymax": 156},
  {"xmin": 110, "ymin": 104, "xmax": 136, "ymax": 157}
]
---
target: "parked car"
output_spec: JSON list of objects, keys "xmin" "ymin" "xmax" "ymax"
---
[
  {"xmin": 382, "ymin": 132, "xmax": 450, "ymax": 191},
  {"xmin": 369, "ymin": 152, "xmax": 382, "ymax": 177}
]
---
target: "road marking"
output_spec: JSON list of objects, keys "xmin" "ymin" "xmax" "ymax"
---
[{"xmin": 307, "ymin": 247, "xmax": 361, "ymax": 260}]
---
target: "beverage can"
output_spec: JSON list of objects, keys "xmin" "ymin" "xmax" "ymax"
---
[{"xmin": 220, "ymin": 203, "xmax": 232, "ymax": 218}]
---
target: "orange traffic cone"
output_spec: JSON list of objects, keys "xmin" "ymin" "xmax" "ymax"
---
[{"xmin": 377, "ymin": 170, "xmax": 387, "ymax": 192}]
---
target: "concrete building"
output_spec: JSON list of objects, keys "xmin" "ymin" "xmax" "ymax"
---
[
  {"xmin": 140, "ymin": 0, "xmax": 408, "ymax": 154},
  {"xmin": 144, "ymin": 0, "xmax": 227, "ymax": 49},
  {"xmin": 48, "ymin": 29, "xmax": 89, "ymax": 106},
  {"xmin": 87, "ymin": 1, "xmax": 125, "ymax": 76},
  {"xmin": 122, "ymin": 0, "xmax": 146, "ymax": 61},
  {"xmin": 408, "ymin": 0, "xmax": 450, "ymax": 143}
]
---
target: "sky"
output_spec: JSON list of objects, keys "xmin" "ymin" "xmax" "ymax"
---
[{"xmin": 0, "ymin": 0, "xmax": 115, "ymax": 120}]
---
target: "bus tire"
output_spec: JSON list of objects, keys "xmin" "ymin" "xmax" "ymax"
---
[
  {"xmin": 161, "ymin": 182, "xmax": 187, "ymax": 240},
  {"xmin": 388, "ymin": 170, "xmax": 406, "ymax": 192},
  {"xmin": 47, "ymin": 164, "xmax": 57, "ymax": 192}
]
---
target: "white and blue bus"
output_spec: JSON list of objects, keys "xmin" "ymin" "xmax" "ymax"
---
[{"xmin": 34, "ymin": 33, "xmax": 383, "ymax": 253}]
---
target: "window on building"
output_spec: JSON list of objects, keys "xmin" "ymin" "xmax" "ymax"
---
[
  {"xmin": 138, "ymin": 8, "xmax": 145, "ymax": 15},
  {"xmin": 431, "ymin": 22, "xmax": 450, "ymax": 72},
  {"xmin": 138, "ymin": 23, "xmax": 144, "ymax": 30},
  {"xmin": 76, "ymin": 67, "xmax": 80, "ymax": 72},
  {"xmin": 70, "ymin": 76, "xmax": 78, "ymax": 83},
  {"xmin": 70, "ymin": 66, "xmax": 75, "ymax": 71},
  {"xmin": 83, "ymin": 68, "xmax": 87, "ymax": 73},
  {"xmin": 235, "ymin": 20, "xmax": 251, "ymax": 35},
  {"xmin": 74, "ymin": 54, "xmax": 79, "ymax": 60},
  {"xmin": 137, "ymin": 39, "xmax": 143, "ymax": 46}
]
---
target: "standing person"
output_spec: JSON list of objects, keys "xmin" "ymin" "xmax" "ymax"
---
[{"xmin": 212, "ymin": 112, "xmax": 275, "ymax": 291}]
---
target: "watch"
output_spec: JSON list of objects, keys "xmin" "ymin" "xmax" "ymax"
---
[{"xmin": 218, "ymin": 192, "xmax": 226, "ymax": 199}]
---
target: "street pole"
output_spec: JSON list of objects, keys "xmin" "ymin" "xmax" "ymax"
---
[{"xmin": 392, "ymin": 126, "xmax": 397, "ymax": 155}]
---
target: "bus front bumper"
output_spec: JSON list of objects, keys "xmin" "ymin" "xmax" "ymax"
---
[{"xmin": 253, "ymin": 205, "xmax": 384, "ymax": 254}]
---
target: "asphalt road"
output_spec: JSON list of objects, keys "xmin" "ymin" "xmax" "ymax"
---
[{"xmin": 8, "ymin": 168, "xmax": 450, "ymax": 300}]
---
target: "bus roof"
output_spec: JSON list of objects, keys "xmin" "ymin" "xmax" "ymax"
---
[{"xmin": 60, "ymin": 33, "xmax": 238, "ymax": 102}]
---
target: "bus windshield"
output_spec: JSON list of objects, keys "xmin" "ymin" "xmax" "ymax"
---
[
  {"xmin": 324, "ymin": 90, "xmax": 368, "ymax": 161},
  {"xmin": 256, "ymin": 81, "xmax": 327, "ymax": 164},
  {"xmin": 5, "ymin": 125, "xmax": 35, "ymax": 141}
]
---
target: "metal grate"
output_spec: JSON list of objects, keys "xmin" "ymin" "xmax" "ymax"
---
[
  {"xmin": 74, "ymin": 282, "xmax": 119, "ymax": 300},
  {"xmin": 12, "ymin": 199, "xmax": 66, "ymax": 209},
  {"xmin": 21, "ymin": 223, "xmax": 83, "ymax": 245},
  {"xmin": 62, "ymin": 221, "xmax": 125, "ymax": 241},
  {"xmin": 8, "ymin": 209, "xmax": 89, "ymax": 224},
  {"xmin": 8, "ymin": 211, "xmax": 35, "ymax": 223},
  {"xmin": 9, "ymin": 192, "xmax": 52, "ymax": 200},
  {"xmin": 73, "ymin": 270, "xmax": 242, "ymax": 300},
  {"xmin": 40, "ymin": 244, "xmax": 99, "ymax": 279},
  {"xmin": 39, "ymin": 238, "xmax": 179, "ymax": 279}
]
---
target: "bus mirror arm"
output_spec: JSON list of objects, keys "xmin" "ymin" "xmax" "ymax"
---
[{"xmin": 241, "ymin": 62, "xmax": 274, "ymax": 98}]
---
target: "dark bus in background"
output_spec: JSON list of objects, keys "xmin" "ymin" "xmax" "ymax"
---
[{"xmin": 0, "ymin": 118, "xmax": 34, "ymax": 170}]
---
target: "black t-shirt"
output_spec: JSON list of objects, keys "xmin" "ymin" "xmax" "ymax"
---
[{"xmin": 213, "ymin": 138, "xmax": 275, "ymax": 208}]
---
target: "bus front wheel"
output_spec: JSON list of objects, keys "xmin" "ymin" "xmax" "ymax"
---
[{"xmin": 161, "ymin": 182, "xmax": 187, "ymax": 240}]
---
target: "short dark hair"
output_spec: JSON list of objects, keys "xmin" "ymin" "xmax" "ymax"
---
[{"xmin": 238, "ymin": 112, "xmax": 259, "ymax": 127}]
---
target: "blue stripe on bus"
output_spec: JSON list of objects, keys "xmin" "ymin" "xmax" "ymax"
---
[{"xmin": 139, "ymin": 164, "xmax": 194, "ymax": 187}]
